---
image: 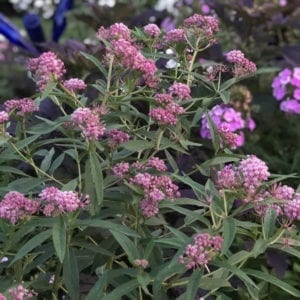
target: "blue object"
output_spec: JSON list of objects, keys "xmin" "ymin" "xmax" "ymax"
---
[
  {"xmin": 0, "ymin": 13, "xmax": 38, "ymax": 54},
  {"xmin": 52, "ymin": 0, "xmax": 73, "ymax": 42},
  {"xmin": 23, "ymin": 13, "xmax": 45, "ymax": 43}
]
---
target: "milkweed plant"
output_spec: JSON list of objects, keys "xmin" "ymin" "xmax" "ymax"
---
[{"xmin": 0, "ymin": 14, "xmax": 300, "ymax": 300}]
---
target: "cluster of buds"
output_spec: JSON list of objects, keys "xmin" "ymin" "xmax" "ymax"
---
[{"xmin": 179, "ymin": 233, "xmax": 223, "ymax": 269}]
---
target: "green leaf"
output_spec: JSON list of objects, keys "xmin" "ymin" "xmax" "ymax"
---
[
  {"xmin": 221, "ymin": 217, "xmax": 236, "ymax": 254},
  {"xmin": 0, "ymin": 166, "xmax": 29, "ymax": 176},
  {"xmin": 40, "ymin": 147, "xmax": 55, "ymax": 172},
  {"xmin": 84, "ymin": 153, "xmax": 103, "ymax": 214},
  {"xmin": 251, "ymin": 239, "xmax": 268, "ymax": 258},
  {"xmin": 63, "ymin": 248, "xmax": 80, "ymax": 300},
  {"xmin": 86, "ymin": 272, "xmax": 108, "ymax": 300},
  {"xmin": 213, "ymin": 260, "xmax": 257, "ymax": 288},
  {"xmin": 122, "ymin": 140, "xmax": 154, "ymax": 152},
  {"xmin": 244, "ymin": 269, "xmax": 300, "ymax": 297},
  {"xmin": 220, "ymin": 90, "xmax": 230, "ymax": 104},
  {"xmin": 263, "ymin": 207, "xmax": 277, "ymax": 239},
  {"xmin": 110, "ymin": 230, "xmax": 139, "ymax": 263},
  {"xmin": 9, "ymin": 229, "xmax": 52, "ymax": 265},
  {"xmin": 102, "ymin": 279, "xmax": 139, "ymax": 300},
  {"xmin": 40, "ymin": 81, "xmax": 57, "ymax": 100},
  {"xmin": 199, "ymin": 278, "xmax": 231, "ymax": 290},
  {"xmin": 185, "ymin": 268, "xmax": 202, "ymax": 300},
  {"xmin": 52, "ymin": 216, "xmax": 66, "ymax": 263},
  {"xmin": 80, "ymin": 52, "xmax": 108, "ymax": 77},
  {"xmin": 206, "ymin": 111, "xmax": 220, "ymax": 152},
  {"xmin": 75, "ymin": 219, "xmax": 140, "ymax": 237}
]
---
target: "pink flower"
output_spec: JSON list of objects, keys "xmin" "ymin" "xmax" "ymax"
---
[
  {"xmin": 284, "ymin": 194, "xmax": 300, "ymax": 220},
  {"xmin": 63, "ymin": 78, "xmax": 86, "ymax": 92},
  {"xmin": 144, "ymin": 24, "xmax": 160, "ymax": 37},
  {"xmin": 184, "ymin": 14, "xmax": 219, "ymax": 37},
  {"xmin": 0, "ymin": 111, "xmax": 9, "ymax": 123},
  {"xmin": 39, "ymin": 187, "xmax": 87, "ymax": 216},
  {"xmin": 179, "ymin": 233, "xmax": 223, "ymax": 269},
  {"xmin": 168, "ymin": 82, "xmax": 191, "ymax": 100},
  {"xmin": 134, "ymin": 259, "xmax": 149, "ymax": 268},
  {"xmin": 164, "ymin": 29, "xmax": 186, "ymax": 43},
  {"xmin": 71, "ymin": 107, "xmax": 106, "ymax": 140},
  {"xmin": 112, "ymin": 162, "xmax": 130, "ymax": 178},
  {"xmin": 217, "ymin": 165, "xmax": 239, "ymax": 189},
  {"xmin": 98, "ymin": 23, "xmax": 131, "ymax": 41},
  {"xmin": 147, "ymin": 157, "xmax": 167, "ymax": 172},
  {"xmin": 218, "ymin": 124, "xmax": 239, "ymax": 149},
  {"xmin": 239, "ymin": 155, "xmax": 270, "ymax": 194},
  {"xmin": 4, "ymin": 98, "xmax": 38, "ymax": 116},
  {"xmin": 225, "ymin": 50, "xmax": 256, "ymax": 77},
  {"xmin": 0, "ymin": 191, "xmax": 39, "ymax": 224},
  {"xmin": 9, "ymin": 284, "xmax": 36, "ymax": 300},
  {"xmin": 107, "ymin": 129, "xmax": 130, "ymax": 148},
  {"xmin": 27, "ymin": 51, "xmax": 66, "ymax": 91}
]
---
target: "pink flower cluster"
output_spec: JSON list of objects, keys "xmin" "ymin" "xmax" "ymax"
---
[
  {"xmin": 239, "ymin": 155, "xmax": 270, "ymax": 194},
  {"xmin": 217, "ymin": 155, "xmax": 270, "ymax": 195},
  {"xmin": 0, "ymin": 191, "xmax": 39, "ymax": 224},
  {"xmin": 98, "ymin": 23, "xmax": 158, "ymax": 87},
  {"xmin": 164, "ymin": 29, "xmax": 186, "ymax": 43},
  {"xmin": 27, "ymin": 51, "xmax": 66, "ymax": 91},
  {"xmin": 144, "ymin": 24, "xmax": 160, "ymax": 38},
  {"xmin": 200, "ymin": 104, "xmax": 254, "ymax": 147},
  {"xmin": 272, "ymin": 68, "xmax": 300, "ymax": 114},
  {"xmin": 131, "ymin": 173, "xmax": 180, "ymax": 217},
  {"xmin": 63, "ymin": 78, "xmax": 86, "ymax": 92},
  {"xmin": 107, "ymin": 129, "xmax": 130, "ymax": 149},
  {"xmin": 184, "ymin": 14, "xmax": 219, "ymax": 37},
  {"xmin": 4, "ymin": 98, "xmax": 38, "ymax": 116},
  {"xmin": 225, "ymin": 50, "xmax": 257, "ymax": 77},
  {"xmin": 0, "ymin": 188, "xmax": 89, "ymax": 223},
  {"xmin": 8, "ymin": 284, "xmax": 35, "ymax": 300},
  {"xmin": 218, "ymin": 124, "xmax": 239, "ymax": 149},
  {"xmin": 112, "ymin": 158, "xmax": 179, "ymax": 217},
  {"xmin": 0, "ymin": 111, "xmax": 9, "ymax": 124},
  {"xmin": 149, "ymin": 83, "xmax": 188, "ymax": 126},
  {"xmin": 216, "ymin": 156, "xmax": 300, "ymax": 221},
  {"xmin": 39, "ymin": 187, "xmax": 88, "ymax": 216},
  {"xmin": 179, "ymin": 233, "xmax": 223, "ymax": 269},
  {"xmin": 71, "ymin": 107, "xmax": 106, "ymax": 140}
]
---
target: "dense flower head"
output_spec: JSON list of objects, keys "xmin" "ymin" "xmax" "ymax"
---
[
  {"xmin": 225, "ymin": 50, "xmax": 256, "ymax": 77},
  {"xmin": 272, "ymin": 67, "xmax": 300, "ymax": 114},
  {"xmin": 39, "ymin": 187, "xmax": 87, "ymax": 216},
  {"xmin": 147, "ymin": 157, "xmax": 167, "ymax": 172},
  {"xmin": 8, "ymin": 284, "xmax": 35, "ymax": 300},
  {"xmin": 168, "ymin": 82, "xmax": 191, "ymax": 100},
  {"xmin": 97, "ymin": 23, "xmax": 131, "ymax": 41},
  {"xmin": 154, "ymin": 93, "xmax": 173, "ymax": 104},
  {"xmin": 4, "ymin": 98, "xmax": 38, "ymax": 116},
  {"xmin": 63, "ymin": 78, "xmax": 86, "ymax": 92},
  {"xmin": 27, "ymin": 51, "xmax": 66, "ymax": 91},
  {"xmin": 144, "ymin": 24, "xmax": 161, "ymax": 37},
  {"xmin": 218, "ymin": 123, "xmax": 239, "ymax": 149},
  {"xmin": 71, "ymin": 107, "xmax": 106, "ymax": 140},
  {"xmin": 130, "ymin": 172, "xmax": 180, "ymax": 217},
  {"xmin": 239, "ymin": 155, "xmax": 270, "ymax": 194},
  {"xmin": 179, "ymin": 233, "xmax": 223, "ymax": 269},
  {"xmin": 0, "ymin": 191, "xmax": 39, "ymax": 224},
  {"xmin": 164, "ymin": 29, "xmax": 186, "ymax": 43},
  {"xmin": 184, "ymin": 14, "xmax": 219, "ymax": 37},
  {"xmin": 149, "ymin": 107, "xmax": 178, "ymax": 125},
  {"xmin": 200, "ymin": 104, "xmax": 250, "ymax": 147},
  {"xmin": 0, "ymin": 111, "xmax": 9, "ymax": 123},
  {"xmin": 107, "ymin": 129, "xmax": 130, "ymax": 148},
  {"xmin": 284, "ymin": 194, "xmax": 300, "ymax": 221},
  {"xmin": 217, "ymin": 164, "xmax": 239, "ymax": 189},
  {"xmin": 0, "ymin": 293, "xmax": 6, "ymax": 300},
  {"xmin": 112, "ymin": 162, "xmax": 130, "ymax": 178}
]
